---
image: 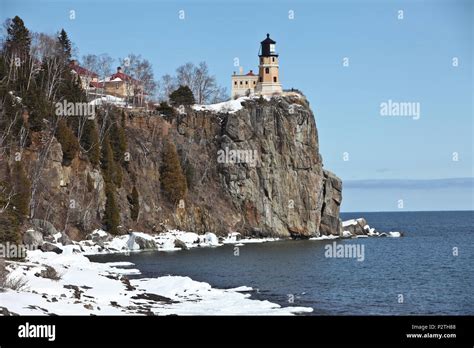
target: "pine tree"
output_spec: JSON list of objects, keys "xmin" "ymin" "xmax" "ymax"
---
[
  {"xmin": 169, "ymin": 85, "xmax": 195, "ymax": 106},
  {"xmin": 160, "ymin": 140, "xmax": 187, "ymax": 203},
  {"xmin": 0, "ymin": 169, "xmax": 21, "ymax": 244},
  {"xmin": 101, "ymin": 135, "xmax": 115, "ymax": 182},
  {"xmin": 104, "ymin": 183, "xmax": 120, "ymax": 235},
  {"xmin": 129, "ymin": 186, "xmax": 139, "ymax": 221},
  {"xmin": 100, "ymin": 135, "xmax": 121, "ymax": 234},
  {"xmin": 81, "ymin": 120, "xmax": 100, "ymax": 166},
  {"xmin": 101, "ymin": 133, "xmax": 123, "ymax": 187},
  {"xmin": 110, "ymin": 123, "xmax": 127, "ymax": 165},
  {"xmin": 11, "ymin": 161, "xmax": 31, "ymax": 223},
  {"xmin": 5, "ymin": 16, "xmax": 32, "ymax": 95},
  {"xmin": 56, "ymin": 119, "xmax": 79, "ymax": 166},
  {"xmin": 58, "ymin": 29, "xmax": 72, "ymax": 60}
]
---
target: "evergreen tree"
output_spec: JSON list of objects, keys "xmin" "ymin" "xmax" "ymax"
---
[
  {"xmin": 104, "ymin": 183, "xmax": 120, "ymax": 235},
  {"xmin": 11, "ymin": 161, "xmax": 31, "ymax": 223},
  {"xmin": 129, "ymin": 186, "xmax": 139, "ymax": 222},
  {"xmin": 160, "ymin": 140, "xmax": 187, "ymax": 203},
  {"xmin": 156, "ymin": 101, "xmax": 176, "ymax": 122},
  {"xmin": 110, "ymin": 123, "xmax": 127, "ymax": 165},
  {"xmin": 81, "ymin": 120, "xmax": 100, "ymax": 166},
  {"xmin": 23, "ymin": 83, "xmax": 52, "ymax": 132},
  {"xmin": 0, "ymin": 167, "xmax": 21, "ymax": 244},
  {"xmin": 169, "ymin": 85, "xmax": 195, "ymax": 106},
  {"xmin": 56, "ymin": 119, "xmax": 79, "ymax": 166},
  {"xmin": 101, "ymin": 132, "xmax": 123, "ymax": 188},
  {"xmin": 101, "ymin": 135, "xmax": 115, "ymax": 183},
  {"xmin": 58, "ymin": 29, "xmax": 72, "ymax": 60},
  {"xmin": 5, "ymin": 16, "xmax": 32, "ymax": 95}
]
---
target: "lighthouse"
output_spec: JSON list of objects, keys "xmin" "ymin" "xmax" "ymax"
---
[
  {"xmin": 231, "ymin": 34, "xmax": 283, "ymax": 98},
  {"xmin": 255, "ymin": 33, "xmax": 282, "ymax": 95}
]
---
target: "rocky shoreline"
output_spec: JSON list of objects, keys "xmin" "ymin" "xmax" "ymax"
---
[{"xmin": 0, "ymin": 219, "xmax": 402, "ymax": 316}]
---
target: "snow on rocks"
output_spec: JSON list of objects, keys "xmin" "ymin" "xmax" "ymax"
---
[
  {"xmin": 339, "ymin": 219, "xmax": 404, "ymax": 239},
  {"xmin": 221, "ymin": 232, "xmax": 279, "ymax": 244},
  {"xmin": 192, "ymin": 97, "xmax": 247, "ymax": 114},
  {"xmin": 0, "ymin": 245, "xmax": 312, "ymax": 316}
]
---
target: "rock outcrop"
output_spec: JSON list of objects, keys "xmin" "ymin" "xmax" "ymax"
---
[{"xmin": 18, "ymin": 94, "xmax": 343, "ymax": 239}]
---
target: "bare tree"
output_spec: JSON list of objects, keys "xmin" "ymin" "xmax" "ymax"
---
[
  {"xmin": 173, "ymin": 62, "xmax": 228, "ymax": 104},
  {"xmin": 157, "ymin": 74, "xmax": 177, "ymax": 102},
  {"xmin": 119, "ymin": 54, "xmax": 156, "ymax": 105},
  {"xmin": 82, "ymin": 53, "xmax": 113, "ymax": 80}
]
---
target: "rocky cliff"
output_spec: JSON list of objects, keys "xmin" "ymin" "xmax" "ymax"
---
[{"xmin": 17, "ymin": 94, "xmax": 343, "ymax": 239}]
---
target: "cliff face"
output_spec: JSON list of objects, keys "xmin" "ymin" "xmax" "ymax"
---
[{"xmin": 20, "ymin": 94, "xmax": 342, "ymax": 239}]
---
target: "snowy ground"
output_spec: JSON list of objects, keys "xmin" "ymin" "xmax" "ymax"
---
[
  {"xmin": 0, "ymin": 221, "xmax": 401, "ymax": 316},
  {"xmin": 0, "ymin": 231, "xmax": 311, "ymax": 316}
]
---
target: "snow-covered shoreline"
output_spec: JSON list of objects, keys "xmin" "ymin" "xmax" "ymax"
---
[
  {"xmin": 0, "ymin": 230, "xmax": 312, "ymax": 316},
  {"xmin": 0, "ymin": 220, "xmax": 402, "ymax": 316}
]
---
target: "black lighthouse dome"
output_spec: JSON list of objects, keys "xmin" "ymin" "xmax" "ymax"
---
[{"xmin": 259, "ymin": 33, "xmax": 278, "ymax": 57}]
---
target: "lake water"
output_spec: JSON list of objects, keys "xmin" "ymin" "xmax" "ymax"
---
[{"xmin": 89, "ymin": 211, "xmax": 474, "ymax": 315}]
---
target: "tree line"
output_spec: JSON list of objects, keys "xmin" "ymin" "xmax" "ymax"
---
[{"xmin": 0, "ymin": 16, "xmax": 193, "ymax": 244}]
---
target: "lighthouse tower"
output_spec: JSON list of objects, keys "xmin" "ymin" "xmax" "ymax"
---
[{"xmin": 255, "ymin": 34, "xmax": 282, "ymax": 96}]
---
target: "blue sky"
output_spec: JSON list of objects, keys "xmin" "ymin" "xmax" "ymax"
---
[{"xmin": 2, "ymin": 0, "xmax": 473, "ymax": 211}]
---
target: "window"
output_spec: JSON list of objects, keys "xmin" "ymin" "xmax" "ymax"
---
[
  {"xmin": 253, "ymin": 81, "xmax": 256, "ymax": 85},
  {"xmin": 273, "ymin": 77, "xmax": 277, "ymax": 82},
  {"xmin": 240, "ymin": 81, "xmax": 243, "ymax": 85},
  {"xmin": 234, "ymin": 81, "xmax": 237, "ymax": 86},
  {"xmin": 265, "ymin": 67, "xmax": 269, "ymax": 74},
  {"xmin": 245, "ymin": 81, "xmax": 248, "ymax": 85},
  {"xmin": 259, "ymin": 77, "xmax": 262, "ymax": 82},
  {"xmin": 270, "ymin": 44, "xmax": 275, "ymax": 53},
  {"xmin": 272, "ymin": 57, "xmax": 275, "ymax": 62}
]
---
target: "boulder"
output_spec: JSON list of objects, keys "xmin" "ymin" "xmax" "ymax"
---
[
  {"xmin": 30, "ymin": 219, "xmax": 58, "ymax": 237},
  {"xmin": 40, "ymin": 242, "xmax": 63, "ymax": 254},
  {"xmin": 127, "ymin": 232, "xmax": 156, "ymax": 250},
  {"xmin": 86, "ymin": 230, "xmax": 113, "ymax": 245},
  {"xmin": 23, "ymin": 229, "xmax": 44, "ymax": 247},
  {"xmin": 174, "ymin": 238, "xmax": 188, "ymax": 250},
  {"xmin": 342, "ymin": 218, "xmax": 368, "ymax": 235},
  {"xmin": 58, "ymin": 233, "xmax": 73, "ymax": 245}
]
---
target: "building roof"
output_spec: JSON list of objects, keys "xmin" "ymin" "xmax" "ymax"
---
[
  {"xmin": 70, "ymin": 61, "xmax": 98, "ymax": 78},
  {"xmin": 246, "ymin": 70, "xmax": 256, "ymax": 76},
  {"xmin": 89, "ymin": 81, "xmax": 105, "ymax": 88},
  {"xmin": 261, "ymin": 33, "xmax": 276, "ymax": 44},
  {"xmin": 110, "ymin": 71, "xmax": 142, "ymax": 85}
]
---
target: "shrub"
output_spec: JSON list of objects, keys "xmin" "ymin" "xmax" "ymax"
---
[{"xmin": 169, "ymin": 85, "xmax": 195, "ymax": 106}]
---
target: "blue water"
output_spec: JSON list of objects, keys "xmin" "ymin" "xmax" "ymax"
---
[{"xmin": 89, "ymin": 211, "xmax": 474, "ymax": 315}]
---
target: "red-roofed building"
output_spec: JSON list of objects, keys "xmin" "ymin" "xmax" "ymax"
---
[
  {"xmin": 70, "ymin": 60, "xmax": 99, "ymax": 91},
  {"xmin": 102, "ymin": 67, "xmax": 145, "ymax": 105}
]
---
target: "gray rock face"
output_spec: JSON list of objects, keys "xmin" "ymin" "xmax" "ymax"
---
[
  {"xmin": 320, "ymin": 170, "xmax": 343, "ymax": 236},
  {"xmin": 215, "ymin": 96, "xmax": 338, "ymax": 238},
  {"xmin": 21, "ymin": 94, "xmax": 343, "ymax": 239},
  {"xmin": 23, "ymin": 230, "xmax": 44, "ymax": 247}
]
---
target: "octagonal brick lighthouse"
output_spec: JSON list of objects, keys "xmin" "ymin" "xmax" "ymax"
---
[{"xmin": 232, "ymin": 34, "xmax": 283, "ymax": 98}]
